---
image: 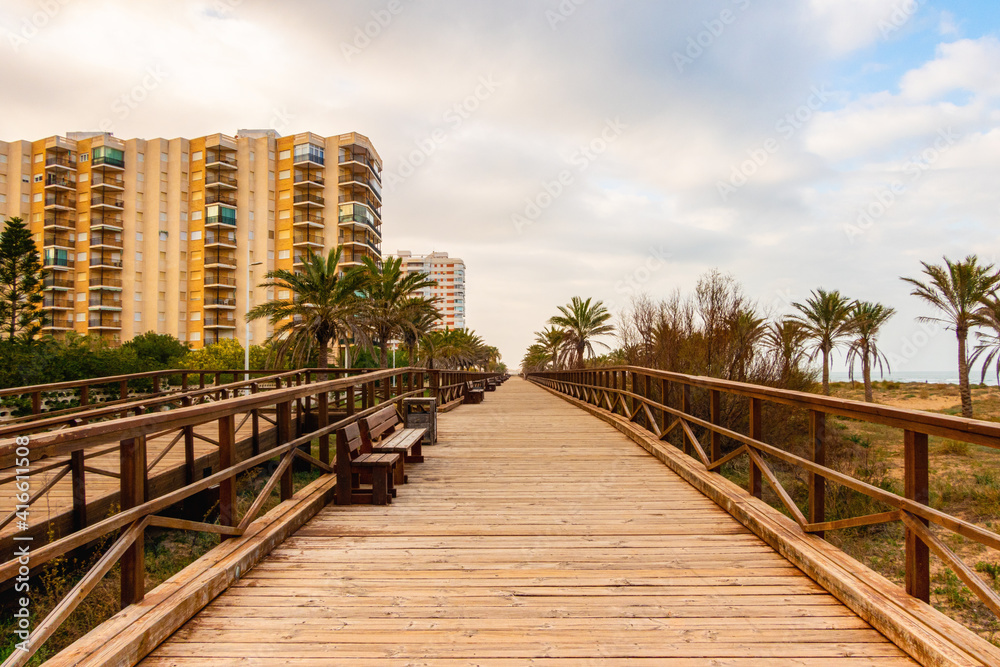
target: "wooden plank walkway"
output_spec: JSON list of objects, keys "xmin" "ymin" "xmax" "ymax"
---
[{"xmin": 140, "ymin": 378, "xmax": 917, "ymax": 665}]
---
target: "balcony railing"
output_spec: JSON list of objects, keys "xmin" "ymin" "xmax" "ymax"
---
[
  {"xmin": 92, "ymin": 155, "xmax": 125, "ymax": 169},
  {"xmin": 205, "ymin": 172, "xmax": 238, "ymax": 188},
  {"xmin": 205, "ymin": 253, "xmax": 237, "ymax": 267},
  {"xmin": 45, "ymin": 156, "xmax": 77, "ymax": 170},
  {"xmin": 293, "ymin": 214, "xmax": 324, "ymax": 226},
  {"xmin": 88, "ymin": 316, "xmax": 121, "ymax": 328},
  {"xmin": 293, "ymin": 150, "xmax": 325, "ymax": 166},
  {"xmin": 44, "ymin": 256, "xmax": 74, "ymax": 268},
  {"xmin": 90, "ymin": 233, "xmax": 123, "ymax": 249},
  {"xmin": 90, "ymin": 256, "xmax": 124, "ymax": 268},
  {"xmin": 339, "ymin": 191, "xmax": 382, "ymax": 212},
  {"xmin": 45, "ymin": 175, "xmax": 76, "ymax": 189},
  {"xmin": 89, "ymin": 294, "xmax": 122, "ymax": 308},
  {"xmin": 44, "ymin": 317, "xmax": 75, "ymax": 329},
  {"xmin": 293, "ymin": 194, "xmax": 325, "ymax": 206},
  {"xmin": 205, "ymin": 193, "xmax": 237, "ymax": 206},
  {"xmin": 43, "ymin": 233, "xmax": 73, "ymax": 248},
  {"xmin": 43, "ymin": 296, "xmax": 74, "ymax": 309},
  {"xmin": 44, "ymin": 213, "xmax": 76, "ymax": 229},
  {"xmin": 205, "ymin": 152, "xmax": 237, "ymax": 168},
  {"xmin": 339, "ymin": 170, "xmax": 382, "ymax": 199},
  {"xmin": 204, "ymin": 275, "xmax": 238, "ymax": 287},
  {"xmin": 205, "ymin": 232, "xmax": 237, "ymax": 246},
  {"xmin": 45, "ymin": 194, "xmax": 76, "ymax": 209},
  {"xmin": 205, "ymin": 215, "xmax": 237, "ymax": 227},
  {"xmin": 90, "ymin": 194, "xmax": 124, "ymax": 209},
  {"xmin": 44, "ymin": 276, "xmax": 74, "ymax": 290},
  {"xmin": 293, "ymin": 232, "xmax": 324, "ymax": 246},
  {"xmin": 339, "ymin": 148, "xmax": 381, "ymax": 179},
  {"xmin": 91, "ymin": 172, "xmax": 125, "ymax": 189},
  {"xmin": 294, "ymin": 171, "xmax": 325, "ymax": 186},
  {"xmin": 90, "ymin": 214, "xmax": 123, "ymax": 230},
  {"xmin": 90, "ymin": 276, "xmax": 124, "ymax": 288},
  {"xmin": 203, "ymin": 316, "xmax": 237, "ymax": 327},
  {"xmin": 204, "ymin": 297, "xmax": 236, "ymax": 307}
]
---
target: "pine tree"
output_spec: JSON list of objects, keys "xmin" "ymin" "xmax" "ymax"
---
[{"xmin": 0, "ymin": 217, "xmax": 46, "ymax": 342}]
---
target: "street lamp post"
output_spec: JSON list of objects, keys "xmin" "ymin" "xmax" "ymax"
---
[{"xmin": 245, "ymin": 260, "xmax": 263, "ymax": 383}]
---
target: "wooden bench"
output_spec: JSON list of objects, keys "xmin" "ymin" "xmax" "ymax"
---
[
  {"xmin": 361, "ymin": 406, "xmax": 427, "ymax": 487},
  {"xmin": 335, "ymin": 422, "xmax": 400, "ymax": 505},
  {"xmin": 485, "ymin": 377, "xmax": 498, "ymax": 392},
  {"xmin": 463, "ymin": 381, "xmax": 485, "ymax": 404}
]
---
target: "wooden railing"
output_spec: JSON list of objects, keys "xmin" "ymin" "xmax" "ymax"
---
[
  {"xmin": 529, "ymin": 367, "xmax": 1000, "ymax": 622},
  {"xmin": 0, "ymin": 367, "xmax": 501, "ymax": 667}
]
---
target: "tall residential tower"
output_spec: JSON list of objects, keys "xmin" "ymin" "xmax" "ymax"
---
[
  {"xmin": 0, "ymin": 130, "xmax": 383, "ymax": 347},
  {"xmin": 392, "ymin": 251, "xmax": 466, "ymax": 330}
]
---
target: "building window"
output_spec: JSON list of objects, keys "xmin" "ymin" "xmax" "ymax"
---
[
  {"xmin": 79, "ymin": 153, "xmax": 89, "ymax": 162},
  {"xmin": 293, "ymin": 144, "xmax": 324, "ymax": 164},
  {"xmin": 279, "ymin": 149, "xmax": 290, "ymax": 160},
  {"xmin": 93, "ymin": 146, "xmax": 125, "ymax": 167},
  {"xmin": 278, "ymin": 250, "xmax": 290, "ymax": 259}
]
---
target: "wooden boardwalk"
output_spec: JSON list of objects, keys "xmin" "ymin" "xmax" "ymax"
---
[{"xmin": 140, "ymin": 378, "xmax": 916, "ymax": 665}]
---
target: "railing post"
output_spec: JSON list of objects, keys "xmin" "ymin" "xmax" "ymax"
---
[
  {"xmin": 660, "ymin": 378, "xmax": 669, "ymax": 432},
  {"xmin": 218, "ymin": 414, "xmax": 236, "ymax": 534},
  {"xmin": 277, "ymin": 400, "xmax": 293, "ymax": 500},
  {"xmin": 904, "ymin": 429, "xmax": 930, "ymax": 602},
  {"xmin": 346, "ymin": 384, "xmax": 356, "ymax": 417},
  {"xmin": 710, "ymin": 389, "xmax": 721, "ymax": 463},
  {"xmin": 79, "ymin": 385, "xmax": 89, "ymax": 409},
  {"xmin": 430, "ymin": 371, "xmax": 439, "ymax": 403},
  {"xmin": 682, "ymin": 384, "xmax": 692, "ymax": 457},
  {"xmin": 318, "ymin": 389, "xmax": 330, "ymax": 464},
  {"xmin": 181, "ymin": 373, "xmax": 189, "ymax": 392},
  {"xmin": 182, "ymin": 397, "xmax": 195, "ymax": 485},
  {"xmin": 382, "ymin": 373, "xmax": 391, "ymax": 402},
  {"xmin": 71, "ymin": 449, "xmax": 86, "ymax": 530},
  {"xmin": 749, "ymin": 397, "xmax": 762, "ymax": 498},
  {"xmin": 120, "ymin": 436, "xmax": 146, "ymax": 607},
  {"xmin": 809, "ymin": 410, "xmax": 826, "ymax": 537},
  {"xmin": 250, "ymin": 383, "xmax": 260, "ymax": 456},
  {"xmin": 152, "ymin": 374, "xmax": 160, "ymax": 395}
]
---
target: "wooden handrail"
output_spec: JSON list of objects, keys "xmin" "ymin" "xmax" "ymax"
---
[{"xmin": 528, "ymin": 366, "xmax": 1000, "ymax": 623}]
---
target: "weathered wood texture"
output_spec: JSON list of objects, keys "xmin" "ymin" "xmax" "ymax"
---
[{"xmin": 138, "ymin": 379, "xmax": 915, "ymax": 665}]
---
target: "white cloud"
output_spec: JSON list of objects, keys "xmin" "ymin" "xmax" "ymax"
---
[{"xmin": 900, "ymin": 37, "xmax": 1000, "ymax": 101}]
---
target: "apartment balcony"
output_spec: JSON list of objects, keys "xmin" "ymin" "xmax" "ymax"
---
[
  {"xmin": 44, "ymin": 174, "xmax": 76, "ymax": 191},
  {"xmin": 339, "ymin": 190, "xmax": 382, "ymax": 214},
  {"xmin": 43, "ymin": 295, "xmax": 74, "ymax": 310},
  {"xmin": 204, "ymin": 297, "xmax": 236, "ymax": 309},
  {"xmin": 90, "ymin": 193, "xmax": 124, "ymax": 210},
  {"xmin": 205, "ymin": 215, "xmax": 237, "ymax": 228},
  {"xmin": 90, "ymin": 255, "xmax": 124, "ymax": 269},
  {"xmin": 88, "ymin": 293, "xmax": 122, "ymax": 310},
  {"xmin": 44, "ymin": 194, "xmax": 76, "ymax": 210},
  {"xmin": 91, "ymin": 172, "xmax": 125, "ymax": 190},
  {"xmin": 339, "ymin": 168, "xmax": 381, "ymax": 200},
  {"xmin": 44, "ymin": 275, "xmax": 74, "ymax": 291},
  {"xmin": 43, "ymin": 256, "xmax": 74, "ymax": 270},
  {"xmin": 205, "ymin": 192, "xmax": 238, "ymax": 207},
  {"xmin": 205, "ymin": 172, "xmax": 238, "ymax": 188},
  {"xmin": 90, "ymin": 232, "xmax": 123, "ymax": 249},
  {"xmin": 204, "ymin": 252, "xmax": 237, "ymax": 269},
  {"xmin": 338, "ymin": 203, "xmax": 381, "ymax": 235},
  {"xmin": 204, "ymin": 231, "xmax": 237, "ymax": 248},
  {"xmin": 90, "ymin": 275, "xmax": 124, "ymax": 289},
  {"xmin": 88, "ymin": 314, "xmax": 122, "ymax": 330},
  {"xmin": 45, "ymin": 155, "xmax": 77, "ymax": 171},
  {"xmin": 44, "ymin": 316, "xmax": 75, "ymax": 331},
  {"xmin": 204, "ymin": 274, "xmax": 238, "ymax": 288},
  {"xmin": 293, "ymin": 193, "xmax": 325, "ymax": 207},
  {"xmin": 90, "ymin": 213, "xmax": 124, "ymax": 231},
  {"xmin": 293, "ymin": 231, "xmax": 324, "ymax": 247},
  {"xmin": 205, "ymin": 151, "xmax": 238, "ymax": 169},
  {"xmin": 293, "ymin": 148, "xmax": 325, "ymax": 167},
  {"xmin": 203, "ymin": 331, "xmax": 235, "ymax": 345},
  {"xmin": 44, "ymin": 212, "xmax": 76, "ymax": 231},
  {"xmin": 338, "ymin": 146, "xmax": 381, "ymax": 181},
  {"xmin": 203, "ymin": 314, "xmax": 237, "ymax": 328},
  {"xmin": 43, "ymin": 232, "xmax": 73, "ymax": 249},
  {"xmin": 294, "ymin": 170, "xmax": 325, "ymax": 187},
  {"xmin": 293, "ymin": 212, "xmax": 324, "ymax": 228},
  {"xmin": 92, "ymin": 154, "xmax": 125, "ymax": 169}
]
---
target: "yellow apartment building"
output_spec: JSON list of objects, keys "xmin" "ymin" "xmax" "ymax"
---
[
  {"xmin": 0, "ymin": 130, "xmax": 382, "ymax": 347},
  {"xmin": 391, "ymin": 250, "xmax": 466, "ymax": 330}
]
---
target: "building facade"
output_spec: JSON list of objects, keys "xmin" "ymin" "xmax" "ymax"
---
[
  {"xmin": 392, "ymin": 251, "xmax": 466, "ymax": 330},
  {"xmin": 0, "ymin": 130, "xmax": 382, "ymax": 347}
]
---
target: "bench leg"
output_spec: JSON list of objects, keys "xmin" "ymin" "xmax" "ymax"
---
[
  {"xmin": 406, "ymin": 443, "xmax": 424, "ymax": 464},
  {"xmin": 372, "ymin": 468, "xmax": 390, "ymax": 505},
  {"xmin": 394, "ymin": 458, "xmax": 407, "ymax": 486}
]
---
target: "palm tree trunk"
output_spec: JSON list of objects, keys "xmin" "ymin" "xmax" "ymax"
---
[
  {"xmin": 821, "ymin": 346, "xmax": 830, "ymax": 395},
  {"xmin": 862, "ymin": 343, "xmax": 873, "ymax": 403},
  {"xmin": 958, "ymin": 328, "xmax": 973, "ymax": 417},
  {"xmin": 378, "ymin": 340, "xmax": 389, "ymax": 368},
  {"xmin": 318, "ymin": 338, "xmax": 329, "ymax": 381}
]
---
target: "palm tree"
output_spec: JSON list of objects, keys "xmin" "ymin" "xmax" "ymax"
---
[
  {"xmin": 246, "ymin": 247, "xmax": 366, "ymax": 370},
  {"xmin": 399, "ymin": 298, "xmax": 441, "ymax": 367},
  {"xmin": 533, "ymin": 326, "xmax": 566, "ymax": 370},
  {"xmin": 902, "ymin": 255, "xmax": 1000, "ymax": 418},
  {"xmin": 845, "ymin": 301, "xmax": 896, "ymax": 403},
  {"xmin": 420, "ymin": 328, "xmax": 489, "ymax": 370},
  {"xmin": 357, "ymin": 256, "xmax": 439, "ymax": 367},
  {"xmin": 548, "ymin": 297, "xmax": 614, "ymax": 369},
  {"xmin": 521, "ymin": 343, "xmax": 550, "ymax": 373},
  {"xmin": 791, "ymin": 289, "xmax": 855, "ymax": 395},
  {"xmin": 971, "ymin": 296, "xmax": 1000, "ymax": 387},
  {"xmin": 762, "ymin": 318, "xmax": 809, "ymax": 381}
]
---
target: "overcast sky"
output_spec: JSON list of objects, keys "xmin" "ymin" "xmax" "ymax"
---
[{"xmin": 2, "ymin": 0, "xmax": 999, "ymax": 374}]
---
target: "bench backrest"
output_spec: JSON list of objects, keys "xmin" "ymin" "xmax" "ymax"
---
[
  {"xmin": 336, "ymin": 422, "xmax": 368, "ymax": 464},
  {"xmin": 361, "ymin": 405, "xmax": 400, "ymax": 443}
]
